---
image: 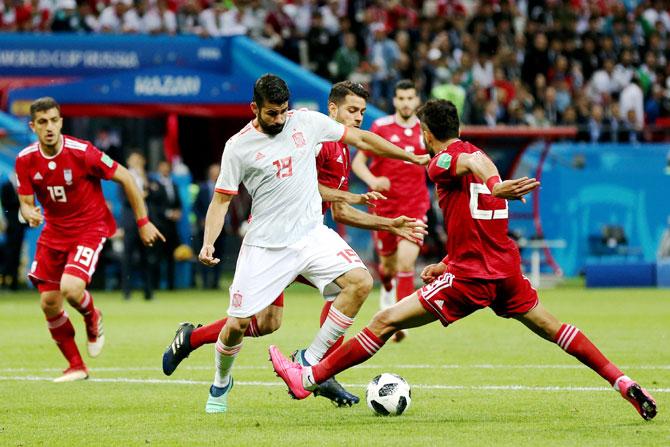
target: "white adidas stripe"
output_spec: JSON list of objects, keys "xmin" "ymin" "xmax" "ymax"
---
[{"xmin": 557, "ymin": 325, "xmax": 577, "ymax": 349}]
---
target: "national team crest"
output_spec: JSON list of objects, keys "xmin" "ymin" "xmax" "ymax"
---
[
  {"xmin": 64, "ymin": 169, "xmax": 73, "ymax": 185},
  {"xmin": 232, "ymin": 291, "xmax": 243, "ymax": 308},
  {"xmin": 292, "ymin": 132, "xmax": 306, "ymax": 148}
]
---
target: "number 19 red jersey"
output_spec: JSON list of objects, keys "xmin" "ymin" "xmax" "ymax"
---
[
  {"xmin": 15, "ymin": 135, "xmax": 118, "ymax": 251},
  {"xmin": 427, "ymin": 140, "xmax": 520, "ymax": 279}
]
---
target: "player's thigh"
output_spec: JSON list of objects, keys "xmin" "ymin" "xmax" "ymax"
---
[
  {"xmin": 417, "ymin": 273, "xmax": 492, "ymax": 326},
  {"xmin": 228, "ymin": 244, "xmax": 300, "ymax": 318},
  {"xmin": 63, "ymin": 235, "xmax": 107, "ymax": 286},
  {"xmin": 370, "ymin": 292, "xmax": 437, "ymax": 338},
  {"xmin": 29, "ymin": 243, "xmax": 67, "ymax": 291},
  {"xmin": 300, "ymin": 225, "xmax": 370, "ymax": 300},
  {"xmin": 396, "ymin": 239, "xmax": 421, "ymax": 271}
]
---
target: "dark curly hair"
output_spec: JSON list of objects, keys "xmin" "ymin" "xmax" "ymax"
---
[
  {"xmin": 253, "ymin": 74, "xmax": 290, "ymax": 108},
  {"xmin": 416, "ymin": 99, "xmax": 460, "ymax": 141}
]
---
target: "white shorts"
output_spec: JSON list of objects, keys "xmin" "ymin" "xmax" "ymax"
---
[{"xmin": 227, "ymin": 224, "xmax": 367, "ymax": 318}]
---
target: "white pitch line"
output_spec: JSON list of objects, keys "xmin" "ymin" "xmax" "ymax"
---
[
  {"xmin": 1, "ymin": 364, "xmax": 669, "ymax": 373},
  {"xmin": 1, "ymin": 375, "xmax": 669, "ymax": 393}
]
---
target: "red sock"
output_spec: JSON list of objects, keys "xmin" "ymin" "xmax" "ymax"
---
[
  {"xmin": 377, "ymin": 265, "xmax": 394, "ymax": 291},
  {"xmin": 555, "ymin": 323, "xmax": 624, "ymax": 385},
  {"xmin": 47, "ymin": 311, "xmax": 84, "ymax": 369},
  {"xmin": 71, "ymin": 290, "xmax": 95, "ymax": 317},
  {"xmin": 395, "ymin": 271, "xmax": 415, "ymax": 302},
  {"xmin": 312, "ymin": 327, "xmax": 385, "ymax": 383}
]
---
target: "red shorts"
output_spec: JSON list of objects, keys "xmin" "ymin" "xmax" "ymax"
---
[
  {"xmin": 29, "ymin": 234, "xmax": 107, "ymax": 292},
  {"xmin": 372, "ymin": 213, "xmax": 427, "ymax": 257},
  {"xmin": 417, "ymin": 272, "xmax": 538, "ymax": 326}
]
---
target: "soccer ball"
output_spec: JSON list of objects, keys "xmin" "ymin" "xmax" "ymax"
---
[{"xmin": 365, "ymin": 373, "xmax": 411, "ymax": 416}]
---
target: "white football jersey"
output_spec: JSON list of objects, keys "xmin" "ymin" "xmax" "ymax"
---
[{"xmin": 216, "ymin": 109, "xmax": 346, "ymax": 247}]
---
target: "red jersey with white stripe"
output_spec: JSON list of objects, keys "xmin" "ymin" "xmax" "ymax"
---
[
  {"xmin": 15, "ymin": 135, "xmax": 118, "ymax": 250},
  {"xmin": 365, "ymin": 115, "xmax": 429, "ymax": 217},
  {"xmin": 316, "ymin": 140, "xmax": 350, "ymax": 214},
  {"xmin": 427, "ymin": 140, "xmax": 521, "ymax": 279}
]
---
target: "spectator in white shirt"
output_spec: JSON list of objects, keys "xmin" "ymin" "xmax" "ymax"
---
[{"xmin": 619, "ymin": 76, "xmax": 645, "ymax": 129}]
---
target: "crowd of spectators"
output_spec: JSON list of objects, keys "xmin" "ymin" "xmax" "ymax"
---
[{"xmin": 2, "ymin": 0, "xmax": 670, "ymax": 139}]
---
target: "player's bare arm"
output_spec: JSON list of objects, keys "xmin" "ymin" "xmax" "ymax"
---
[
  {"xmin": 456, "ymin": 151, "xmax": 540, "ymax": 203},
  {"xmin": 18, "ymin": 194, "xmax": 44, "ymax": 227},
  {"xmin": 199, "ymin": 191, "xmax": 233, "ymax": 267},
  {"xmin": 351, "ymin": 151, "xmax": 391, "ymax": 192},
  {"xmin": 420, "ymin": 262, "xmax": 447, "ymax": 284},
  {"xmin": 318, "ymin": 183, "xmax": 386, "ymax": 206},
  {"xmin": 343, "ymin": 126, "xmax": 430, "ymax": 166},
  {"xmin": 112, "ymin": 164, "xmax": 165, "ymax": 246},
  {"xmin": 331, "ymin": 202, "xmax": 427, "ymax": 244}
]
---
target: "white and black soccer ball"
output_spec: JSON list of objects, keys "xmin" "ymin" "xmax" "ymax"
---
[{"xmin": 366, "ymin": 373, "xmax": 411, "ymax": 416}]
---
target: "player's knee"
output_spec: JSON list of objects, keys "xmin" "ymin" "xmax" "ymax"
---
[
  {"xmin": 40, "ymin": 294, "xmax": 61, "ymax": 315},
  {"xmin": 346, "ymin": 269, "xmax": 373, "ymax": 300},
  {"xmin": 226, "ymin": 317, "xmax": 251, "ymax": 335}
]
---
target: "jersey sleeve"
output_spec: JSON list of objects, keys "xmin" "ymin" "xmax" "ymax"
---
[
  {"xmin": 305, "ymin": 110, "xmax": 346, "ymax": 147},
  {"xmin": 427, "ymin": 150, "xmax": 460, "ymax": 184},
  {"xmin": 14, "ymin": 156, "xmax": 33, "ymax": 195},
  {"xmin": 85, "ymin": 144, "xmax": 118, "ymax": 180},
  {"xmin": 215, "ymin": 141, "xmax": 241, "ymax": 195}
]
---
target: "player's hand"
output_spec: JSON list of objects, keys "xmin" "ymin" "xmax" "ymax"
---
[
  {"xmin": 411, "ymin": 154, "xmax": 431, "ymax": 166},
  {"xmin": 420, "ymin": 262, "xmax": 447, "ymax": 284},
  {"xmin": 22, "ymin": 206, "xmax": 44, "ymax": 227},
  {"xmin": 199, "ymin": 243, "xmax": 220, "ymax": 266},
  {"xmin": 390, "ymin": 216, "xmax": 428, "ymax": 244},
  {"xmin": 354, "ymin": 191, "xmax": 387, "ymax": 206},
  {"xmin": 491, "ymin": 177, "xmax": 540, "ymax": 203},
  {"xmin": 139, "ymin": 222, "xmax": 166, "ymax": 247},
  {"xmin": 369, "ymin": 176, "xmax": 391, "ymax": 192}
]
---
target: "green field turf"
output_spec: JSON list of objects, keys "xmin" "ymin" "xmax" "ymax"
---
[{"xmin": 1, "ymin": 282, "xmax": 668, "ymax": 446}]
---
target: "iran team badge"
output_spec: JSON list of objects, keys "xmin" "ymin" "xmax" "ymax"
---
[
  {"xmin": 64, "ymin": 169, "xmax": 73, "ymax": 185},
  {"xmin": 292, "ymin": 132, "xmax": 306, "ymax": 148}
]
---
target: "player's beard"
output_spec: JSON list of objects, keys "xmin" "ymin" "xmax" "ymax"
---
[
  {"xmin": 257, "ymin": 115, "xmax": 285, "ymax": 136},
  {"xmin": 398, "ymin": 109, "xmax": 414, "ymax": 121}
]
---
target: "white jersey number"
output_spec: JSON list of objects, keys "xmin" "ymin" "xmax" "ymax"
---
[
  {"xmin": 469, "ymin": 183, "xmax": 508, "ymax": 220},
  {"xmin": 47, "ymin": 186, "xmax": 67, "ymax": 203},
  {"xmin": 74, "ymin": 245, "xmax": 95, "ymax": 267}
]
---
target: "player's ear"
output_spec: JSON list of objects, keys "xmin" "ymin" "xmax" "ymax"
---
[
  {"xmin": 250, "ymin": 101, "xmax": 259, "ymax": 116},
  {"xmin": 327, "ymin": 101, "xmax": 337, "ymax": 117},
  {"xmin": 28, "ymin": 121, "xmax": 36, "ymax": 133}
]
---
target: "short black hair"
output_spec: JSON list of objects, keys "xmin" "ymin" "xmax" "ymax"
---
[
  {"xmin": 30, "ymin": 97, "xmax": 61, "ymax": 120},
  {"xmin": 328, "ymin": 81, "xmax": 369, "ymax": 105},
  {"xmin": 416, "ymin": 99, "xmax": 459, "ymax": 141},
  {"xmin": 253, "ymin": 74, "xmax": 290, "ymax": 108},
  {"xmin": 394, "ymin": 79, "xmax": 416, "ymax": 95}
]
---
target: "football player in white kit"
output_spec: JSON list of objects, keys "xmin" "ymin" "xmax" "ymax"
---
[{"xmin": 198, "ymin": 74, "xmax": 430, "ymax": 413}]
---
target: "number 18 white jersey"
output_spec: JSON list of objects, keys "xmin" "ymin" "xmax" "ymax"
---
[{"xmin": 215, "ymin": 109, "xmax": 346, "ymax": 248}]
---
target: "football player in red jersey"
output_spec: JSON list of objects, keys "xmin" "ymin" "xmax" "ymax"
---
[
  {"xmin": 352, "ymin": 79, "xmax": 430, "ymax": 342},
  {"xmin": 162, "ymin": 82, "xmax": 427, "ymax": 407},
  {"xmin": 270, "ymin": 99, "xmax": 657, "ymax": 421},
  {"xmin": 15, "ymin": 97, "xmax": 164, "ymax": 382}
]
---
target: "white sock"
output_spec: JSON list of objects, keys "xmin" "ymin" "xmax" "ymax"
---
[
  {"xmin": 214, "ymin": 339, "xmax": 242, "ymax": 389},
  {"xmin": 613, "ymin": 375, "xmax": 631, "ymax": 392},
  {"xmin": 304, "ymin": 305, "xmax": 353, "ymax": 365}
]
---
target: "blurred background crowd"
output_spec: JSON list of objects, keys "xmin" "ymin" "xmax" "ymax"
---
[{"xmin": 2, "ymin": 0, "xmax": 670, "ymax": 140}]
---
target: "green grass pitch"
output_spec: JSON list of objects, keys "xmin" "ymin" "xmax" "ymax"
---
[{"xmin": 1, "ymin": 282, "xmax": 668, "ymax": 446}]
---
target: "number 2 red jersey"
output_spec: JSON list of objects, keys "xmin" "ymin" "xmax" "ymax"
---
[
  {"xmin": 366, "ymin": 115, "xmax": 429, "ymax": 217},
  {"xmin": 427, "ymin": 140, "xmax": 521, "ymax": 279},
  {"xmin": 15, "ymin": 135, "xmax": 119, "ymax": 250},
  {"xmin": 316, "ymin": 140, "xmax": 350, "ymax": 214}
]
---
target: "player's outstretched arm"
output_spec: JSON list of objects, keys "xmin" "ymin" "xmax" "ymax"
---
[
  {"xmin": 456, "ymin": 151, "xmax": 540, "ymax": 203},
  {"xmin": 351, "ymin": 151, "xmax": 391, "ymax": 192},
  {"xmin": 331, "ymin": 203, "xmax": 427, "ymax": 243},
  {"xmin": 343, "ymin": 127, "xmax": 430, "ymax": 165},
  {"xmin": 112, "ymin": 164, "xmax": 165, "ymax": 246},
  {"xmin": 199, "ymin": 191, "xmax": 233, "ymax": 267},
  {"xmin": 318, "ymin": 183, "xmax": 386, "ymax": 206},
  {"xmin": 18, "ymin": 194, "xmax": 44, "ymax": 227}
]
